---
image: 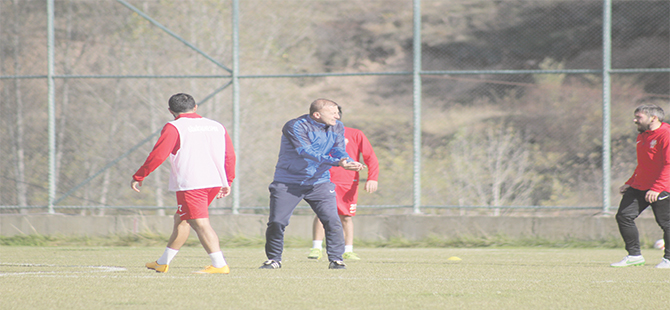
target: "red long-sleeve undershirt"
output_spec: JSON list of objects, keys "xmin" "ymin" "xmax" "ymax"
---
[
  {"xmin": 626, "ymin": 122, "xmax": 670, "ymax": 192},
  {"xmin": 330, "ymin": 127, "xmax": 379, "ymax": 185},
  {"xmin": 132, "ymin": 113, "xmax": 236, "ymax": 186}
]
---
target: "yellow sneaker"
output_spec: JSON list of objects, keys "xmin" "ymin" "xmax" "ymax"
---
[
  {"xmin": 146, "ymin": 261, "xmax": 169, "ymax": 273},
  {"xmin": 343, "ymin": 252, "xmax": 361, "ymax": 260},
  {"xmin": 307, "ymin": 248, "xmax": 323, "ymax": 259},
  {"xmin": 193, "ymin": 265, "xmax": 230, "ymax": 274}
]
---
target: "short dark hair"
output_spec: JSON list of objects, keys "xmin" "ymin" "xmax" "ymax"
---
[
  {"xmin": 168, "ymin": 93, "xmax": 196, "ymax": 113},
  {"xmin": 635, "ymin": 104, "xmax": 665, "ymax": 122}
]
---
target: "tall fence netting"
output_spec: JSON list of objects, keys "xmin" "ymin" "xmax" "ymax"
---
[{"xmin": 0, "ymin": 0, "xmax": 668, "ymax": 215}]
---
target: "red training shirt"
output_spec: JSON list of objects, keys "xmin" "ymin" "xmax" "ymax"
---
[
  {"xmin": 330, "ymin": 127, "xmax": 379, "ymax": 185},
  {"xmin": 626, "ymin": 122, "xmax": 670, "ymax": 192}
]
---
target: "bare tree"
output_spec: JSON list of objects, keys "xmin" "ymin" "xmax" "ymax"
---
[
  {"xmin": 449, "ymin": 122, "xmax": 537, "ymax": 215},
  {"xmin": 146, "ymin": 60, "xmax": 165, "ymax": 214},
  {"xmin": 141, "ymin": 1, "xmax": 166, "ymax": 215},
  {"xmin": 96, "ymin": 80, "xmax": 124, "ymax": 216}
]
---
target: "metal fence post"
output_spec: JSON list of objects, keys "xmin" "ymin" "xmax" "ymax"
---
[
  {"xmin": 47, "ymin": 0, "xmax": 56, "ymax": 214},
  {"xmin": 232, "ymin": 0, "xmax": 240, "ymax": 214},
  {"xmin": 6, "ymin": 0, "xmax": 667, "ymax": 213},
  {"xmin": 602, "ymin": 0, "xmax": 612, "ymax": 213},
  {"xmin": 412, "ymin": 0, "xmax": 422, "ymax": 214}
]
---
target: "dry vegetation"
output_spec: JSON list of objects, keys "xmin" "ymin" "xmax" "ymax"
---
[{"xmin": 0, "ymin": 0, "xmax": 668, "ymax": 212}]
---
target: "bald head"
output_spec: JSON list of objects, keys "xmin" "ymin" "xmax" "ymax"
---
[
  {"xmin": 309, "ymin": 99, "xmax": 338, "ymax": 115},
  {"xmin": 309, "ymin": 99, "xmax": 340, "ymax": 126}
]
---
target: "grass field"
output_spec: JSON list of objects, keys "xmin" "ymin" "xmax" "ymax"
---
[{"xmin": 2, "ymin": 246, "xmax": 669, "ymax": 309}]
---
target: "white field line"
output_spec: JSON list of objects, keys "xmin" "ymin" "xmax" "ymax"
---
[
  {"xmin": 0, "ymin": 262, "xmax": 126, "ymax": 276},
  {"xmin": 2, "ymin": 262, "xmax": 669, "ymax": 284},
  {"xmin": 0, "ymin": 264, "xmax": 669, "ymax": 284},
  {"xmin": 1, "ymin": 274, "xmax": 669, "ymax": 284}
]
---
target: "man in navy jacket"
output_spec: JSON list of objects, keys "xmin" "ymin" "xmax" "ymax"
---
[{"xmin": 259, "ymin": 99, "xmax": 364, "ymax": 270}]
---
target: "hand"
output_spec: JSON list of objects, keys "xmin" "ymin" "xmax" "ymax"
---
[
  {"xmin": 646, "ymin": 190, "xmax": 660, "ymax": 203},
  {"xmin": 619, "ymin": 184, "xmax": 630, "ymax": 194},
  {"xmin": 339, "ymin": 158, "xmax": 364, "ymax": 171},
  {"xmin": 216, "ymin": 187, "xmax": 231, "ymax": 199},
  {"xmin": 364, "ymin": 180, "xmax": 378, "ymax": 193},
  {"xmin": 131, "ymin": 180, "xmax": 142, "ymax": 192}
]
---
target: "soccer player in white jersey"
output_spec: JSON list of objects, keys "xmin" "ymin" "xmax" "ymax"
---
[{"xmin": 131, "ymin": 93, "xmax": 236, "ymax": 274}]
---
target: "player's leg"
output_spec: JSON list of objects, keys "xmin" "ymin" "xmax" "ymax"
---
[
  {"xmin": 167, "ymin": 213, "xmax": 191, "ymax": 250},
  {"xmin": 306, "ymin": 182, "xmax": 344, "ymax": 265},
  {"xmin": 188, "ymin": 217, "xmax": 229, "ymax": 274},
  {"xmin": 146, "ymin": 196, "xmax": 192, "ymax": 273},
  {"xmin": 184, "ymin": 187, "xmax": 222, "ymax": 252},
  {"xmin": 188, "ymin": 218, "xmax": 221, "ymax": 253},
  {"xmin": 612, "ymin": 188, "xmax": 648, "ymax": 267},
  {"xmin": 650, "ymin": 194, "xmax": 670, "ymax": 267},
  {"xmin": 262, "ymin": 182, "xmax": 304, "ymax": 267},
  {"xmin": 182, "ymin": 187, "xmax": 230, "ymax": 274},
  {"xmin": 616, "ymin": 189, "xmax": 648, "ymax": 255},
  {"xmin": 341, "ymin": 214, "xmax": 354, "ymax": 248},
  {"xmin": 308, "ymin": 216, "xmax": 325, "ymax": 259},
  {"xmin": 337, "ymin": 183, "xmax": 360, "ymax": 259}
]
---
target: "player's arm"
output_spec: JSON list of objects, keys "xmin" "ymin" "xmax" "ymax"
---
[
  {"xmin": 217, "ymin": 131, "xmax": 236, "ymax": 199},
  {"xmin": 648, "ymin": 136, "xmax": 670, "ymax": 202},
  {"xmin": 619, "ymin": 184, "xmax": 630, "ymax": 194},
  {"xmin": 357, "ymin": 131, "xmax": 379, "ymax": 192},
  {"xmin": 224, "ymin": 130, "xmax": 236, "ymax": 186},
  {"xmin": 338, "ymin": 158, "xmax": 364, "ymax": 171},
  {"xmin": 284, "ymin": 121, "xmax": 347, "ymax": 166},
  {"xmin": 131, "ymin": 124, "xmax": 179, "ymax": 192},
  {"xmin": 217, "ymin": 187, "xmax": 231, "ymax": 198},
  {"xmin": 333, "ymin": 124, "xmax": 364, "ymax": 171},
  {"xmin": 622, "ymin": 170, "xmax": 637, "ymax": 194},
  {"xmin": 621, "ymin": 137, "xmax": 640, "ymax": 194},
  {"xmin": 359, "ymin": 132, "xmax": 379, "ymax": 179}
]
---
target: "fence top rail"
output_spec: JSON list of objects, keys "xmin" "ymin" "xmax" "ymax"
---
[
  {"xmin": 3, "ymin": 67, "xmax": 669, "ymax": 80},
  {"xmin": 0, "ymin": 205, "xmax": 606, "ymax": 210}
]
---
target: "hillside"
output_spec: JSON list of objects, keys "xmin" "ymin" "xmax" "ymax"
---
[{"xmin": 0, "ymin": 0, "xmax": 668, "ymax": 210}]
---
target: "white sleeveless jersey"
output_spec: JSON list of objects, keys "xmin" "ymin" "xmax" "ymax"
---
[{"xmin": 167, "ymin": 117, "xmax": 228, "ymax": 191}]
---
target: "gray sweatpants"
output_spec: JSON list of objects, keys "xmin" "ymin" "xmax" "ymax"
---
[{"xmin": 264, "ymin": 181, "xmax": 345, "ymax": 262}]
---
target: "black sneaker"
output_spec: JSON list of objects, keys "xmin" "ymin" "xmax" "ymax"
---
[
  {"xmin": 259, "ymin": 260, "xmax": 281, "ymax": 269},
  {"xmin": 328, "ymin": 260, "xmax": 346, "ymax": 269}
]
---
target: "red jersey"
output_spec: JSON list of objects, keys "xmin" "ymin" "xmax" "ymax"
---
[
  {"xmin": 329, "ymin": 127, "xmax": 379, "ymax": 185},
  {"xmin": 626, "ymin": 122, "xmax": 670, "ymax": 192},
  {"xmin": 133, "ymin": 113, "xmax": 236, "ymax": 189}
]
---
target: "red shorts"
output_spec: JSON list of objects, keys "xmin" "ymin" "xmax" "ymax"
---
[
  {"xmin": 175, "ymin": 187, "xmax": 220, "ymax": 220},
  {"xmin": 335, "ymin": 183, "xmax": 359, "ymax": 216}
]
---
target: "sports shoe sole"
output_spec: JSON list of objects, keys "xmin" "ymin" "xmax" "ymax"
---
[
  {"xmin": 146, "ymin": 261, "xmax": 169, "ymax": 273},
  {"xmin": 307, "ymin": 249, "xmax": 323, "ymax": 260},
  {"xmin": 611, "ymin": 261, "xmax": 645, "ymax": 268},
  {"xmin": 259, "ymin": 260, "xmax": 281, "ymax": 269},
  {"xmin": 193, "ymin": 265, "xmax": 230, "ymax": 274},
  {"xmin": 343, "ymin": 252, "xmax": 361, "ymax": 260}
]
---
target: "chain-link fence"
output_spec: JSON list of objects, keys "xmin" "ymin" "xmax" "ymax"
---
[{"xmin": 0, "ymin": 0, "xmax": 668, "ymax": 216}]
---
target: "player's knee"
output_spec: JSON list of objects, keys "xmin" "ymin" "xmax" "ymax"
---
[
  {"xmin": 266, "ymin": 221, "xmax": 286, "ymax": 234},
  {"xmin": 615, "ymin": 212, "xmax": 635, "ymax": 225},
  {"xmin": 321, "ymin": 218, "xmax": 342, "ymax": 230},
  {"xmin": 655, "ymin": 219, "xmax": 670, "ymax": 231}
]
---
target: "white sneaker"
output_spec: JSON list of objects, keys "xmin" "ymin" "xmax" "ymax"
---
[
  {"xmin": 655, "ymin": 258, "xmax": 670, "ymax": 269},
  {"xmin": 611, "ymin": 255, "xmax": 645, "ymax": 267}
]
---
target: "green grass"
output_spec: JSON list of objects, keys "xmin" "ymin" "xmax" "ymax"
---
[
  {"xmin": 2, "ymin": 246, "xmax": 669, "ymax": 309},
  {"xmin": 0, "ymin": 233, "xmax": 644, "ymax": 249}
]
